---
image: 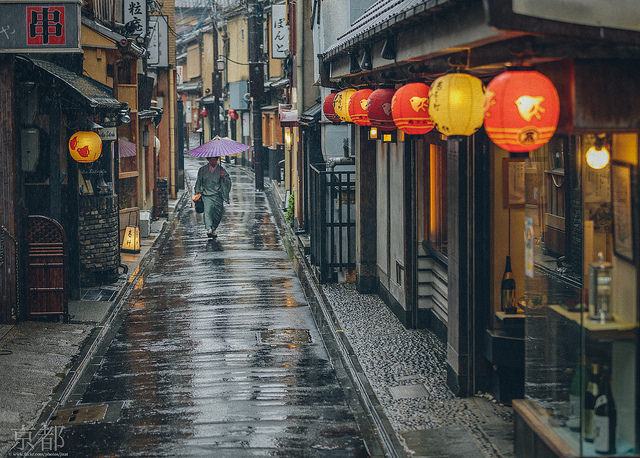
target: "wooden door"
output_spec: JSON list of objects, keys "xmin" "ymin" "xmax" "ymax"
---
[{"xmin": 25, "ymin": 215, "xmax": 67, "ymax": 318}]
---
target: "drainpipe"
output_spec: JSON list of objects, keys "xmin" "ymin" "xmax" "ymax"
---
[
  {"xmin": 326, "ymin": 138, "xmax": 354, "ymax": 170},
  {"xmin": 169, "ymin": 69, "xmax": 176, "ymax": 198}
]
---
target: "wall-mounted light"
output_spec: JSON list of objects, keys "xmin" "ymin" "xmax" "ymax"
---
[
  {"xmin": 382, "ymin": 132, "xmax": 396, "ymax": 143},
  {"xmin": 142, "ymin": 130, "xmax": 149, "ymax": 147},
  {"xmin": 369, "ymin": 127, "xmax": 378, "ymax": 140},
  {"xmin": 216, "ymin": 57, "xmax": 225, "ymax": 71},
  {"xmin": 586, "ymin": 134, "xmax": 610, "ymax": 170},
  {"xmin": 285, "ymin": 129, "xmax": 292, "ymax": 147}
]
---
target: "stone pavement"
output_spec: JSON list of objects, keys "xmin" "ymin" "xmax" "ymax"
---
[
  {"xmin": 266, "ymin": 178, "xmax": 515, "ymax": 458},
  {"xmin": 0, "ymin": 194, "xmax": 185, "ymax": 457}
]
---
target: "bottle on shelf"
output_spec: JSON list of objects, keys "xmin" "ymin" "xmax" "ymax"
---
[
  {"xmin": 584, "ymin": 363, "xmax": 599, "ymax": 442},
  {"xmin": 501, "ymin": 256, "xmax": 516, "ymax": 314},
  {"xmin": 567, "ymin": 363, "xmax": 587, "ymax": 431},
  {"xmin": 594, "ymin": 366, "xmax": 617, "ymax": 454}
]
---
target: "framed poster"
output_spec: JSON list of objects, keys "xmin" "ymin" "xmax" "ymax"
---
[
  {"xmin": 503, "ymin": 158, "xmax": 526, "ymax": 208},
  {"xmin": 611, "ymin": 162, "xmax": 634, "ymax": 262}
]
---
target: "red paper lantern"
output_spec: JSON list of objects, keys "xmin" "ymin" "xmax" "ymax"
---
[
  {"xmin": 323, "ymin": 92, "xmax": 341, "ymax": 123},
  {"xmin": 348, "ymin": 89, "xmax": 373, "ymax": 126},
  {"xmin": 367, "ymin": 88, "xmax": 396, "ymax": 132},
  {"xmin": 484, "ymin": 70, "xmax": 560, "ymax": 152},
  {"xmin": 201, "ymin": 108, "xmax": 209, "ymax": 117},
  {"xmin": 228, "ymin": 109, "xmax": 239, "ymax": 120},
  {"xmin": 391, "ymin": 82, "xmax": 434, "ymax": 135}
]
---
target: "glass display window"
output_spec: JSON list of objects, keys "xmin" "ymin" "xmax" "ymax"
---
[{"xmin": 521, "ymin": 133, "xmax": 638, "ymax": 456}]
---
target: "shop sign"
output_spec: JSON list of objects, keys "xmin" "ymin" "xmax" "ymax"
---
[
  {"xmin": 513, "ymin": 0, "xmax": 640, "ymax": 32},
  {"xmin": 123, "ymin": 0, "xmax": 146, "ymax": 38},
  {"xmin": 177, "ymin": 66, "xmax": 184, "ymax": 85},
  {"xmin": 271, "ymin": 3, "xmax": 288, "ymax": 59},
  {"xmin": 98, "ymin": 127, "xmax": 117, "ymax": 141},
  {"xmin": 0, "ymin": 1, "xmax": 80, "ymax": 53},
  {"xmin": 148, "ymin": 16, "xmax": 168, "ymax": 68},
  {"xmin": 524, "ymin": 216, "xmax": 534, "ymax": 278}
]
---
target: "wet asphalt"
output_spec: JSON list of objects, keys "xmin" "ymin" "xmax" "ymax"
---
[{"xmin": 55, "ymin": 156, "xmax": 369, "ymax": 456}]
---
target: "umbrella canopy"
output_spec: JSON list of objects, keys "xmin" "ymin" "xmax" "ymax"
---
[{"xmin": 187, "ymin": 136, "xmax": 250, "ymax": 157}]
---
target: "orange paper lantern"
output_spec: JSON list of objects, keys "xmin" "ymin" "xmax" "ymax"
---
[
  {"xmin": 367, "ymin": 88, "xmax": 396, "ymax": 132},
  {"xmin": 484, "ymin": 70, "xmax": 560, "ymax": 152},
  {"xmin": 69, "ymin": 131, "xmax": 102, "ymax": 163},
  {"xmin": 391, "ymin": 82, "xmax": 434, "ymax": 135},
  {"xmin": 348, "ymin": 89, "xmax": 373, "ymax": 127},
  {"xmin": 323, "ymin": 92, "xmax": 341, "ymax": 123}
]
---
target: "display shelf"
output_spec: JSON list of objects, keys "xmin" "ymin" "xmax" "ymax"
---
[{"xmin": 549, "ymin": 305, "xmax": 638, "ymax": 340}]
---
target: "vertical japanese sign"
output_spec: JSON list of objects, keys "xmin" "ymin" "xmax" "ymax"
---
[
  {"xmin": 123, "ymin": 0, "xmax": 146, "ymax": 37},
  {"xmin": 271, "ymin": 3, "xmax": 288, "ymax": 59},
  {"xmin": 148, "ymin": 16, "xmax": 168, "ymax": 67},
  {"xmin": 177, "ymin": 66, "xmax": 184, "ymax": 85},
  {"xmin": 524, "ymin": 216, "xmax": 534, "ymax": 278},
  {"xmin": 0, "ymin": 2, "xmax": 79, "ymax": 52}
]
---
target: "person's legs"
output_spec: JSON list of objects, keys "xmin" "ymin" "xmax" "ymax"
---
[{"xmin": 203, "ymin": 196, "xmax": 215, "ymax": 236}]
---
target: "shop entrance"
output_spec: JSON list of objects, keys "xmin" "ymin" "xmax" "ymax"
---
[{"xmin": 25, "ymin": 215, "xmax": 68, "ymax": 319}]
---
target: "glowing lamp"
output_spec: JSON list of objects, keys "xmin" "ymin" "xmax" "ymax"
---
[
  {"xmin": 367, "ymin": 88, "xmax": 396, "ymax": 132},
  {"xmin": 586, "ymin": 135, "xmax": 610, "ymax": 169},
  {"xmin": 69, "ymin": 131, "xmax": 102, "ymax": 163},
  {"xmin": 391, "ymin": 82, "xmax": 434, "ymax": 135},
  {"xmin": 201, "ymin": 108, "xmax": 209, "ymax": 117},
  {"xmin": 369, "ymin": 127, "xmax": 378, "ymax": 140},
  {"xmin": 322, "ymin": 92, "xmax": 341, "ymax": 123},
  {"xmin": 334, "ymin": 89, "xmax": 357, "ymax": 122},
  {"xmin": 484, "ymin": 70, "xmax": 560, "ymax": 152},
  {"xmin": 348, "ymin": 89, "xmax": 373, "ymax": 126},
  {"xmin": 284, "ymin": 129, "xmax": 292, "ymax": 148},
  {"xmin": 121, "ymin": 226, "xmax": 140, "ymax": 253},
  {"xmin": 428, "ymin": 73, "xmax": 485, "ymax": 137}
]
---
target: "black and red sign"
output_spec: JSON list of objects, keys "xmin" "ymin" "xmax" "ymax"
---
[{"xmin": 27, "ymin": 6, "xmax": 65, "ymax": 45}]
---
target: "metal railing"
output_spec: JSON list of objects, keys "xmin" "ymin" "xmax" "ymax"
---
[
  {"xmin": 309, "ymin": 163, "xmax": 355, "ymax": 282},
  {"xmin": 0, "ymin": 226, "xmax": 18, "ymax": 323}
]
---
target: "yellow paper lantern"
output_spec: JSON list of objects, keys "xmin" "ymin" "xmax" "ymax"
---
[
  {"xmin": 333, "ymin": 88, "xmax": 357, "ymax": 123},
  {"xmin": 69, "ymin": 131, "xmax": 102, "ymax": 163},
  {"xmin": 428, "ymin": 73, "xmax": 485, "ymax": 137}
]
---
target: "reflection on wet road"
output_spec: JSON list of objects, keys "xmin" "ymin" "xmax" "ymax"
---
[{"xmin": 59, "ymin": 156, "xmax": 368, "ymax": 456}]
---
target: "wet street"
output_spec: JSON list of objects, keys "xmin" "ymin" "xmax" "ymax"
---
[{"xmin": 56, "ymin": 155, "xmax": 369, "ymax": 456}]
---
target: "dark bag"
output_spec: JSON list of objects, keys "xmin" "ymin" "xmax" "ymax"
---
[{"xmin": 195, "ymin": 197, "xmax": 204, "ymax": 213}]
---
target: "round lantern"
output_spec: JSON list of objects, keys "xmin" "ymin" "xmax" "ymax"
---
[
  {"xmin": 333, "ymin": 88, "xmax": 357, "ymax": 123},
  {"xmin": 323, "ymin": 92, "xmax": 341, "ymax": 123},
  {"xmin": 391, "ymin": 82, "xmax": 434, "ymax": 135},
  {"xmin": 484, "ymin": 70, "xmax": 560, "ymax": 152},
  {"xmin": 428, "ymin": 73, "xmax": 485, "ymax": 137},
  {"xmin": 348, "ymin": 89, "xmax": 373, "ymax": 126},
  {"xmin": 201, "ymin": 108, "xmax": 209, "ymax": 117},
  {"xmin": 69, "ymin": 131, "xmax": 102, "ymax": 163},
  {"xmin": 367, "ymin": 88, "xmax": 396, "ymax": 132}
]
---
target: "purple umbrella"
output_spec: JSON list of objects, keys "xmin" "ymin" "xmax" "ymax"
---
[{"xmin": 187, "ymin": 136, "xmax": 250, "ymax": 157}]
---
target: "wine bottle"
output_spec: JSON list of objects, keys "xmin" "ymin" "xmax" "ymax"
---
[
  {"xmin": 594, "ymin": 367, "xmax": 617, "ymax": 454},
  {"xmin": 501, "ymin": 256, "xmax": 516, "ymax": 313},
  {"xmin": 584, "ymin": 364, "xmax": 599, "ymax": 442},
  {"xmin": 567, "ymin": 364, "xmax": 586, "ymax": 431}
]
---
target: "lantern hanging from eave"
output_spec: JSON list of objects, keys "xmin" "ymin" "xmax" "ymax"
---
[
  {"xmin": 348, "ymin": 88, "xmax": 373, "ymax": 126},
  {"xmin": 333, "ymin": 88, "xmax": 357, "ymax": 122},
  {"xmin": 391, "ymin": 82, "xmax": 435, "ymax": 135},
  {"xmin": 367, "ymin": 88, "xmax": 396, "ymax": 132},
  {"xmin": 323, "ymin": 92, "xmax": 341, "ymax": 123},
  {"xmin": 69, "ymin": 131, "xmax": 102, "ymax": 163},
  {"xmin": 428, "ymin": 73, "xmax": 485, "ymax": 137},
  {"xmin": 484, "ymin": 70, "xmax": 560, "ymax": 152}
]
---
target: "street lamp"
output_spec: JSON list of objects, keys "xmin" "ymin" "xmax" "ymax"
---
[{"xmin": 216, "ymin": 57, "xmax": 225, "ymax": 72}]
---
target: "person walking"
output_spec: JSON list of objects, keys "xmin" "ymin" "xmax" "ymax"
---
[{"xmin": 193, "ymin": 156, "xmax": 231, "ymax": 237}]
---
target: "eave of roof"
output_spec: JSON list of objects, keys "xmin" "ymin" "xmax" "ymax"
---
[{"xmin": 322, "ymin": 0, "xmax": 455, "ymax": 61}]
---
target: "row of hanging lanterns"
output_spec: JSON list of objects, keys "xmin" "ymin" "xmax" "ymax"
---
[{"xmin": 322, "ymin": 69, "xmax": 560, "ymax": 153}]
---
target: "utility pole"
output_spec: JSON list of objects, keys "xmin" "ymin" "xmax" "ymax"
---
[
  {"xmin": 248, "ymin": 0, "xmax": 264, "ymax": 191},
  {"xmin": 211, "ymin": 3, "xmax": 221, "ymax": 137}
]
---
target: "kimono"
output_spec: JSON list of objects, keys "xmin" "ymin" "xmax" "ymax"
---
[{"xmin": 194, "ymin": 162, "xmax": 232, "ymax": 230}]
